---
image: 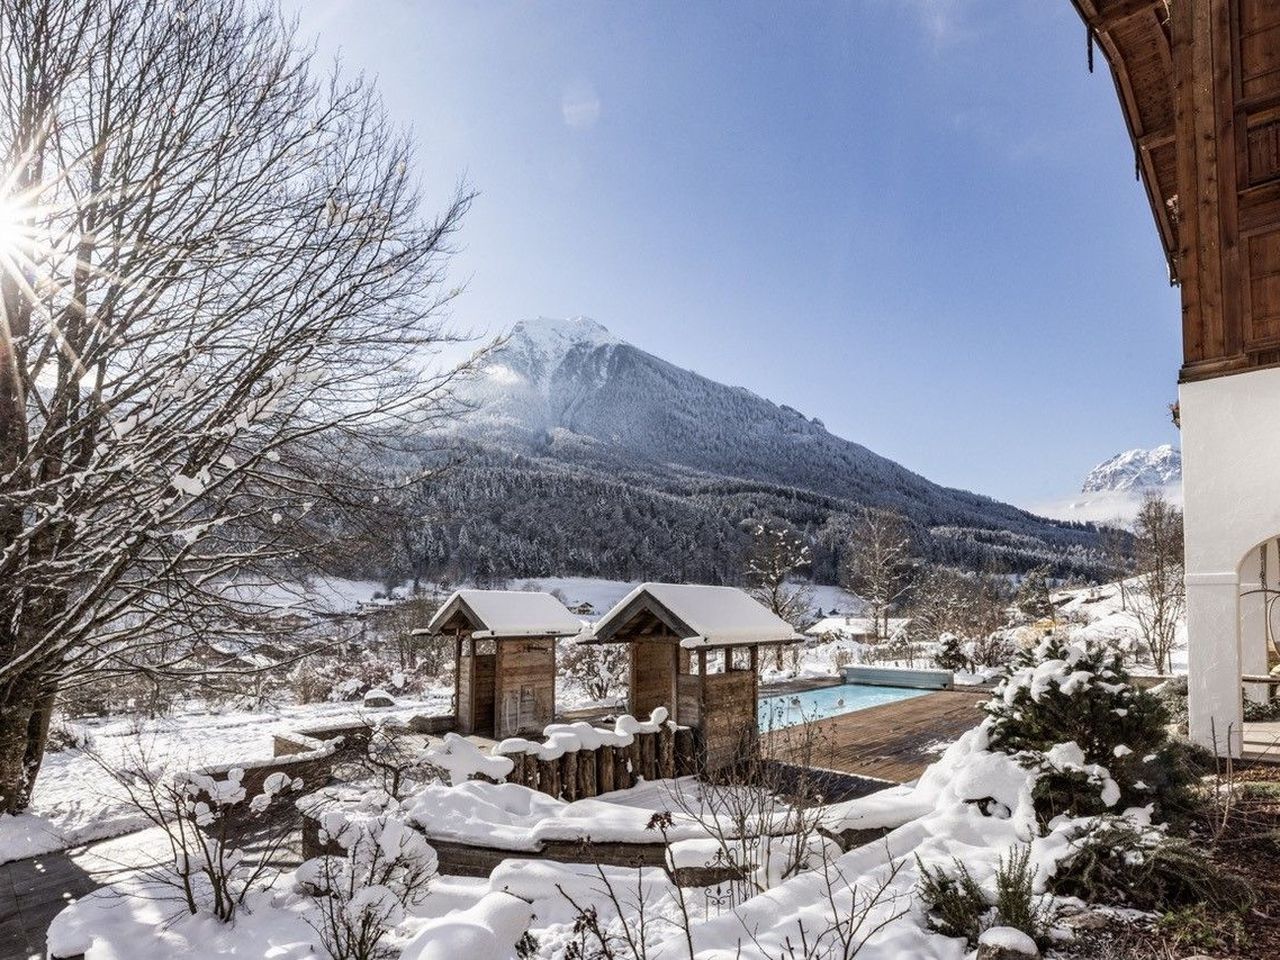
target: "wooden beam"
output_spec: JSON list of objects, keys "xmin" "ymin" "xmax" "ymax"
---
[
  {"xmin": 1094, "ymin": 0, "xmax": 1168, "ymax": 34},
  {"xmin": 1138, "ymin": 126, "xmax": 1175, "ymax": 151}
]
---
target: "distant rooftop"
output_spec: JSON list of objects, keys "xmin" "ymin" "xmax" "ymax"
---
[{"xmin": 806, "ymin": 616, "xmax": 911, "ymax": 638}]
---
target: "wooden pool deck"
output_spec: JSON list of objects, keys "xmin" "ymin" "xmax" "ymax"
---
[{"xmin": 763, "ymin": 688, "xmax": 989, "ymax": 784}]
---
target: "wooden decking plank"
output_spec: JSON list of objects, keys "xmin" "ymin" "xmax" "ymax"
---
[{"xmin": 764, "ymin": 689, "xmax": 988, "ymax": 784}]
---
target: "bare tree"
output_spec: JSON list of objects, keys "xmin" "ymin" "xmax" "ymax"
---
[
  {"xmin": 560, "ymin": 640, "xmax": 629, "ymax": 705},
  {"xmin": 0, "ymin": 0, "xmax": 476, "ymax": 810},
  {"xmin": 1130, "ymin": 490, "xmax": 1185, "ymax": 674},
  {"xmin": 839, "ymin": 508, "xmax": 913, "ymax": 640},
  {"xmin": 745, "ymin": 522, "xmax": 813, "ymax": 627},
  {"xmin": 1098, "ymin": 522, "xmax": 1134, "ymax": 611},
  {"xmin": 908, "ymin": 564, "xmax": 1007, "ymax": 644},
  {"xmin": 745, "ymin": 522, "xmax": 813, "ymax": 670}
]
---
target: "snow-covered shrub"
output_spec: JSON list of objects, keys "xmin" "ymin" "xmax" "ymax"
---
[
  {"xmin": 934, "ymin": 633, "xmax": 967, "ymax": 672},
  {"xmin": 558, "ymin": 640, "xmax": 627, "ymax": 705},
  {"xmin": 291, "ymin": 650, "xmax": 417, "ymax": 704},
  {"xmin": 1243, "ymin": 693, "xmax": 1280, "ymax": 722},
  {"xmin": 916, "ymin": 856, "xmax": 986, "ymax": 942},
  {"xmin": 45, "ymin": 719, "xmax": 93, "ymax": 753},
  {"xmin": 299, "ymin": 811, "xmax": 437, "ymax": 960},
  {"xmin": 94, "ymin": 745, "xmax": 302, "ymax": 924},
  {"xmin": 359, "ymin": 722, "xmax": 435, "ymax": 799},
  {"xmin": 1049, "ymin": 815, "xmax": 1254, "ymax": 913},
  {"xmin": 965, "ymin": 630, "xmax": 1015, "ymax": 671},
  {"xmin": 984, "ymin": 635, "xmax": 1185, "ymax": 821},
  {"xmin": 916, "ymin": 846, "xmax": 1053, "ymax": 949}
]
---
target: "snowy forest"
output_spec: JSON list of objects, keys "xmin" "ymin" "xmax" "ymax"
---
[{"xmin": 354, "ymin": 443, "xmax": 1118, "ymax": 592}]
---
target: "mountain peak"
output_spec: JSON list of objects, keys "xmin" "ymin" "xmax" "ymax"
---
[
  {"xmin": 509, "ymin": 316, "xmax": 620, "ymax": 353},
  {"xmin": 1081, "ymin": 444, "xmax": 1181, "ymax": 492}
]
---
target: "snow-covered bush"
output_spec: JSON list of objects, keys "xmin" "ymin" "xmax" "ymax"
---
[
  {"xmin": 299, "ymin": 811, "xmax": 438, "ymax": 960},
  {"xmin": 359, "ymin": 722, "xmax": 435, "ymax": 799},
  {"xmin": 934, "ymin": 633, "xmax": 967, "ymax": 672},
  {"xmin": 965, "ymin": 631, "xmax": 1015, "ymax": 671},
  {"xmin": 1049, "ymin": 814, "xmax": 1254, "ymax": 913},
  {"xmin": 984, "ymin": 635, "xmax": 1185, "ymax": 821},
  {"xmin": 291, "ymin": 650, "xmax": 418, "ymax": 704},
  {"xmin": 94, "ymin": 745, "xmax": 303, "ymax": 924},
  {"xmin": 558, "ymin": 640, "xmax": 628, "ymax": 705},
  {"xmin": 45, "ymin": 719, "xmax": 93, "ymax": 753},
  {"xmin": 916, "ymin": 845, "xmax": 1053, "ymax": 949}
]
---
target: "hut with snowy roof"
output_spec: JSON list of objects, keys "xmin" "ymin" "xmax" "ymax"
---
[
  {"xmin": 587, "ymin": 583, "xmax": 803, "ymax": 770},
  {"xmin": 426, "ymin": 589, "xmax": 583, "ymax": 739}
]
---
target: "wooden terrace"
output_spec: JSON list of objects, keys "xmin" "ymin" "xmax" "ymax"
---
[{"xmin": 764, "ymin": 688, "xmax": 990, "ymax": 784}]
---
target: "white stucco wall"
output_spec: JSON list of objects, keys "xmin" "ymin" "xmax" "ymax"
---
[{"xmin": 1180, "ymin": 366, "xmax": 1280, "ymax": 752}]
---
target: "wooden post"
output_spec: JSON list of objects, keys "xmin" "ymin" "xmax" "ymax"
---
[
  {"xmin": 640, "ymin": 732, "xmax": 657, "ymax": 781},
  {"xmin": 579, "ymin": 747, "xmax": 597, "ymax": 798},
  {"xmin": 521, "ymin": 752, "xmax": 538, "ymax": 791},
  {"xmin": 627, "ymin": 738, "xmax": 642, "ymax": 785},
  {"xmin": 561, "ymin": 751, "xmax": 578, "ymax": 802},
  {"xmin": 675, "ymin": 727, "xmax": 697, "ymax": 776},
  {"xmin": 539, "ymin": 756, "xmax": 560, "ymax": 798},
  {"xmin": 503, "ymin": 751, "xmax": 523, "ymax": 787},
  {"xmin": 453, "ymin": 629, "xmax": 465, "ymax": 731},
  {"xmin": 659, "ymin": 725, "xmax": 676, "ymax": 779},
  {"xmin": 597, "ymin": 744, "xmax": 614, "ymax": 794}
]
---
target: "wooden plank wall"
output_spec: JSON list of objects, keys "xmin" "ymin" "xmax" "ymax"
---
[
  {"xmin": 700, "ymin": 669, "xmax": 758, "ymax": 772},
  {"xmin": 1171, "ymin": 0, "xmax": 1280, "ymax": 376},
  {"xmin": 676, "ymin": 673, "xmax": 702, "ymax": 726},
  {"xmin": 471, "ymin": 653, "xmax": 496, "ymax": 737},
  {"xmin": 630, "ymin": 639, "xmax": 677, "ymax": 718},
  {"xmin": 494, "ymin": 638, "xmax": 556, "ymax": 738}
]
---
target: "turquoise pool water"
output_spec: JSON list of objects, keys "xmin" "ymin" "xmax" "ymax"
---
[{"xmin": 757, "ymin": 682, "xmax": 928, "ymax": 728}]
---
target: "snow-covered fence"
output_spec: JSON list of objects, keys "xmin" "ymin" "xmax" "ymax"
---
[{"xmin": 494, "ymin": 709, "xmax": 698, "ymax": 801}]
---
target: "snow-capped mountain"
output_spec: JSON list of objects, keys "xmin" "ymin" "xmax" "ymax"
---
[
  {"xmin": 1081, "ymin": 444, "xmax": 1182, "ymax": 493},
  {"xmin": 426, "ymin": 317, "xmax": 1107, "ymax": 581}
]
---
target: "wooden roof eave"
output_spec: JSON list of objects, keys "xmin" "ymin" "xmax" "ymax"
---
[
  {"xmin": 1071, "ymin": 0, "xmax": 1180, "ymax": 282},
  {"xmin": 590, "ymin": 592, "xmax": 695, "ymax": 644}
]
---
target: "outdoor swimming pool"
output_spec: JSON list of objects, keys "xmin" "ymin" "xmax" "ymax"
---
[{"xmin": 757, "ymin": 682, "xmax": 928, "ymax": 728}]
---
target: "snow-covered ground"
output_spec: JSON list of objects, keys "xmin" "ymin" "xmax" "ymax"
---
[
  {"xmin": 48, "ymin": 704, "xmax": 1154, "ymax": 960},
  {"xmin": 1053, "ymin": 578, "xmax": 1187, "ymax": 674},
  {"xmin": 0, "ymin": 694, "xmax": 451, "ymax": 866}
]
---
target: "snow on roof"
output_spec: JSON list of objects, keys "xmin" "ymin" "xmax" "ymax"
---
[
  {"xmin": 805, "ymin": 616, "xmax": 911, "ymax": 638},
  {"xmin": 426, "ymin": 589, "xmax": 584, "ymax": 638},
  {"xmin": 593, "ymin": 583, "xmax": 803, "ymax": 647}
]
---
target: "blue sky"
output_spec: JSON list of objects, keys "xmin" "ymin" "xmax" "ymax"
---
[{"xmin": 290, "ymin": 0, "xmax": 1182, "ymax": 507}]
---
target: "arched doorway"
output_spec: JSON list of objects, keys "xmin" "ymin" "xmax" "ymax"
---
[{"xmin": 1238, "ymin": 537, "xmax": 1280, "ymax": 706}]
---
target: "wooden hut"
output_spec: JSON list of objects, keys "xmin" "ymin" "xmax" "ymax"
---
[
  {"xmin": 426, "ymin": 590, "xmax": 583, "ymax": 739},
  {"xmin": 586, "ymin": 583, "xmax": 802, "ymax": 770}
]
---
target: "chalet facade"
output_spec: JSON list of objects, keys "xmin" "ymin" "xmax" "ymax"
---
[
  {"xmin": 586, "ymin": 583, "xmax": 802, "ymax": 770},
  {"xmin": 425, "ymin": 589, "xmax": 584, "ymax": 740},
  {"xmin": 1074, "ymin": 0, "xmax": 1279, "ymax": 753}
]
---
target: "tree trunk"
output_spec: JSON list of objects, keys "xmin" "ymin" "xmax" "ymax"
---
[
  {"xmin": 0, "ymin": 679, "xmax": 40, "ymax": 814},
  {"xmin": 19, "ymin": 686, "xmax": 56, "ymax": 810}
]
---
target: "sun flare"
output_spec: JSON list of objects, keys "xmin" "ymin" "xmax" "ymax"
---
[{"xmin": 0, "ymin": 194, "xmax": 26, "ymax": 261}]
